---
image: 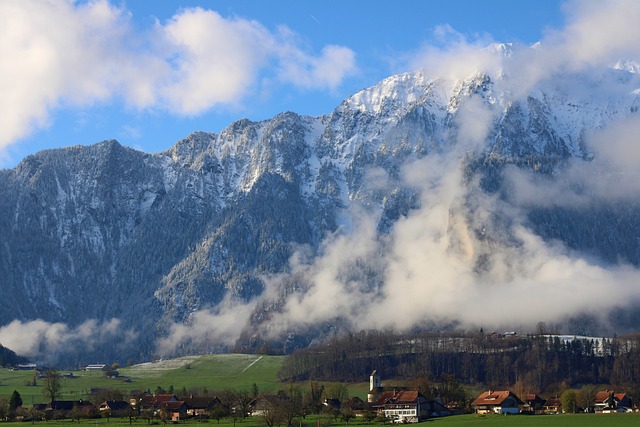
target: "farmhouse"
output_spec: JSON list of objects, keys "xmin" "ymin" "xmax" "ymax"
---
[
  {"xmin": 49, "ymin": 400, "xmax": 97, "ymax": 417},
  {"xmin": 98, "ymin": 400, "xmax": 131, "ymax": 416},
  {"xmin": 84, "ymin": 364, "xmax": 108, "ymax": 371},
  {"xmin": 543, "ymin": 397, "xmax": 562, "ymax": 414},
  {"xmin": 161, "ymin": 400, "xmax": 188, "ymax": 422},
  {"xmin": 183, "ymin": 396, "xmax": 221, "ymax": 417},
  {"xmin": 471, "ymin": 390, "xmax": 522, "ymax": 414},
  {"xmin": 593, "ymin": 390, "xmax": 633, "ymax": 412},
  {"xmin": 522, "ymin": 394, "xmax": 546, "ymax": 414},
  {"xmin": 135, "ymin": 393, "xmax": 179, "ymax": 413},
  {"xmin": 249, "ymin": 394, "xmax": 291, "ymax": 417},
  {"xmin": 16, "ymin": 363, "xmax": 37, "ymax": 370},
  {"xmin": 372, "ymin": 390, "xmax": 429, "ymax": 423}
]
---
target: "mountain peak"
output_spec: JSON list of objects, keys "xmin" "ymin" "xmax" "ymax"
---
[{"xmin": 3, "ymin": 61, "xmax": 640, "ymax": 364}]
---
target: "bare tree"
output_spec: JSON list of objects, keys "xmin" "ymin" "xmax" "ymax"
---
[
  {"xmin": 42, "ymin": 370, "xmax": 63, "ymax": 404},
  {"xmin": 209, "ymin": 404, "xmax": 228, "ymax": 424},
  {"xmin": 217, "ymin": 388, "xmax": 238, "ymax": 415},
  {"xmin": 340, "ymin": 407, "xmax": 355, "ymax": 424},
  {"xmin": 235, "ymin": 390, "xmax": 253, "ymax": 418},
  {"xmin": 0, "ymin": 398, "xmax": 9, "ymax": 421}
]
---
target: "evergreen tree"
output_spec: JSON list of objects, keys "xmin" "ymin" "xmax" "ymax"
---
[{"xmin": 9, "ymin": 390, "xmax": 22, "ymax": 414}]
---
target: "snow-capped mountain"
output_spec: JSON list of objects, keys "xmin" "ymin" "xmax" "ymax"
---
[{"xmin": 2, "ymin": 61, "xmax": 640, "ymax": 365}]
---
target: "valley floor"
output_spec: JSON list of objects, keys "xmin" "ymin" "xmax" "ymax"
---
[{"xmin": 2, "ymin": 413, "xmax": 640, "ymax": 427}]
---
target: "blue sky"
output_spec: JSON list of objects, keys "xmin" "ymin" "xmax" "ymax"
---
[{"xmin": 1, "ymin": 0, "xmax": 568, "ymax": 167}]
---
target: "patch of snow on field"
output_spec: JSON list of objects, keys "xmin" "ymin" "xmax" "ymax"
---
[{"xmin": 126, "ymin": 356, "xmax": 200, "ymax": 375}]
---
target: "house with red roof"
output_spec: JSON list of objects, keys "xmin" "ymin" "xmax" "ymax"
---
[
  {"xmin": 372, "ymin": 390, "xmax": 429, "ymax": 423},
  {"xmin": 471, "ymin": 390, "xmax": 523, "ymax": 415},
  {"xmin": 593, "ymin": 390, "xmax": 633, "ymax": 412}
]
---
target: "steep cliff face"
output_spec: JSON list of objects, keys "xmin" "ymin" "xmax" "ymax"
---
[{"xmin": 2, "ymin": 64, "xmax": 640, "ymax": 363}]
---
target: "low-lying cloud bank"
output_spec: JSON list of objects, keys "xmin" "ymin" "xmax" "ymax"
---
[
  {"xmin": 0, "ymin": 318, "xmax": 138, "ymax": 363},
  {"xmin": 155, "ymin": 0, "xmax": 640, "ymax": 355}
]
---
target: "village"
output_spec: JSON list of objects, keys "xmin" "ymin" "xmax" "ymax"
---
[{"xmin": 5, "ymin": 366, "xmax": 638, "ymax": 425}]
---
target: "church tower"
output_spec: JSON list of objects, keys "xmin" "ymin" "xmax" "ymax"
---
[{"xmin": 368, "ymin": 370, "xmax": 382, "ymax": 403}]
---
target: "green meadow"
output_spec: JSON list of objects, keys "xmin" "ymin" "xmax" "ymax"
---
[
  {"xmin": 0, "ymin": 354, "xmax": 286, "ymax": 403},
  {"xmin": 427, "ymin": 413, "xmax": 640, "ymax": 426},
  {"xmin": 0, "ymin": 413, "xmax": 639, "ymax": 427},
  {"xmin": 0, "ymin": 354, "xmax": 377, "ymax": 405}
]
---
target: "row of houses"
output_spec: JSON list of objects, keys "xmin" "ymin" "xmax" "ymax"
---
[
  {"xmin": 471, "ymin": 389, "xmax": 634, "ymax": 415},
  {"xmin": 367, "ymin": 370, "xmax": 637, "ymax": 422},
  {"xmin": 28, "ymin": 369, "xmax": 637, "ymax": 423},
  {"xmin": 30, "ymin": 393, "xmax": 222, "ymax": 422}
]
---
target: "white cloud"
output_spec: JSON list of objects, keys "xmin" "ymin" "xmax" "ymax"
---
[
  {"xmin": 552, "ymin": 0, "xmax": 640, "ymax": 69},
  {"xmin": 0, "ymin": 318, "xmax": 136, "ymax": 360},
  {"xmin": 505, "ymin": 114, "xmax": 640, "ymax": 208},
  {"xmin": 408, "ymin": 0, "xmax": 640, "ymax": 97},
  {"xmin": 0, "ymin": 0, "xmax": 130, "ymax": 152},
  {"xmin": 158, "ymin": 8, "xmax": 272, "ymax": 115},
  {"xmin": 155, "ymin": 296, "xmax": 258, "ymax": 356},
  {"xmin": 277, "ymin": 44, "xmax": 357, "ymax": 92},
  {"xmin": 408, "ymin": 24, "xmax": 501, "ymax": 82},
  {"xmin": 0, "ymin": 0, "xmax": 357, "ymax": 154}
]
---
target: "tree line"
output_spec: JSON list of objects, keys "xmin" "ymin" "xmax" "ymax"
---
[{"xmin": 277, "ymin": 330, "xmax": 640, "ymax": 394}]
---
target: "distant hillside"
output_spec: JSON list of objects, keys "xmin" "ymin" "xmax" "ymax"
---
[
  {"xmin": 278, "ymin": 331, "xmax": 640, "ymax": 392},
  {"xmin": 0, "ymin": 343, "xmax": 28, "ymax": 367}
]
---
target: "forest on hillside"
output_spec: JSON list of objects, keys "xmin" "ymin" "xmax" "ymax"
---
[
  {"xmin": 0, "ymin": 344, "xmax": 28, "ymax": 367},
  {"xmin": 277, "ymin": 330, "xmax": 640, "ymax": 394}
]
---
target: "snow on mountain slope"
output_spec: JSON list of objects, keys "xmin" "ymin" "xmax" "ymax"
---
[{"xmin": 2, "ymin": 61, "xmax": 640, "ymax": 364}]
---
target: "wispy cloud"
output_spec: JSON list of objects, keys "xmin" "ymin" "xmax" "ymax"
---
[{"xmin": 0, "ymin": 1, "xmax": 357, "ymax": 155}]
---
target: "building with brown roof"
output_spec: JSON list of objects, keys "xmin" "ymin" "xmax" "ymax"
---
[
  {"xmin": 471, "ymin": 390, "xmax": 522, "ymax": 415},
  {"xmin": 98, "ymin": 400, "xmax": 132, "ymax": 417},
  {"xmin": 593, "ymin": 390, "xmax": 633, "ymax": 412},
  {"xmin": 249, "ymin": 394, "xmax": 291, "ymax": 417},
  {"xmin": 161, "ymin": 401, "xmax": 188, "ymax": 422},
  {"xmin": 372, "ymin": 390, "xmax": 429, "ymax": 423},
  {"xmin": 543, "ymin": 397, "xmax": 562, "ymax": 414},
  {"xmin": 137, "ymin": 393, "xmax": 178, "ymax": 410},
  {"xmin": 522, "ymin": 394, "xmax": 546, "ymax": 414},
  {"xmin": 183, "ymin": 396, "xmax": 221, "ymax": 417}
]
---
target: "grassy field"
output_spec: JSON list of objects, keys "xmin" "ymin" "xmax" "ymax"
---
[
  {"xmin": 0, "ymin": 354, "xmax": 376, "ymax": 404},
  {"xmin": 0, "ymin": 413, "xmax": 639, "ymax": 427},
  {"xmin": 0, "ymin": 354, "xmax": 374, "ymax": 405},
  {"xmin": 427, "ymin": 413, "xmax": 640, "ymax": 426},
  {"xmin": 0, "ymin": 354, "xmax": 286, "ymax": 403}
]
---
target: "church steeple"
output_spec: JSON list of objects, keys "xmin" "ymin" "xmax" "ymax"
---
[{"xmin": 368, "ymin": 370, "xmax": 381, "ymax": 402}]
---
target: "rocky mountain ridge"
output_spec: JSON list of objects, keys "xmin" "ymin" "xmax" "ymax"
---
[{"xmin": 2, "ymin": 63, "xmax": 640, "ymax": 364}]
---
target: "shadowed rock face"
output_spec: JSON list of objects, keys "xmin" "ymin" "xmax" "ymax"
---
[{"xmin": 2, "ymin": 67, "xmax": 640, "ymax": 364}]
